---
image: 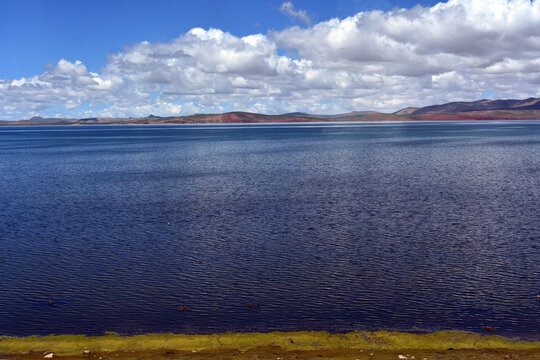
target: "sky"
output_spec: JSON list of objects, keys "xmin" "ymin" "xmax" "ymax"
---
[{"xmin": 1, "ymin": 0, "xmax": 539, "ymax": 120}]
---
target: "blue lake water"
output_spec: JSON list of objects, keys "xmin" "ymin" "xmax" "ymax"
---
[{"xmin": 0, "ymin": 121, "xmax": 539, "ymax": 339}]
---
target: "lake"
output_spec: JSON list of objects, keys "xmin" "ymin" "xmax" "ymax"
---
[{"xmin": 0, "ymin": 121, "xmax": 539, "ymax": 339}]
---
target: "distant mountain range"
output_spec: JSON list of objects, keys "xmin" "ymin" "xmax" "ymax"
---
[
  {"xmin": 2, "ymin": 97, "xmax": 540, "ymax": 125},
  {"xmin": 396, "ymin": 97, "xmax": 540, "ymax": 115}
]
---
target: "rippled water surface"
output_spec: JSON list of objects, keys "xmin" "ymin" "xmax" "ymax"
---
[{"xmin": 0, "ymin": 121, "xmax": 539, "ymax": 339}]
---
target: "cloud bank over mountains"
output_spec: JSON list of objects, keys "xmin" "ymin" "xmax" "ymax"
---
[{"xmin": 2, "ymin": 0, "xmax": 540, "ymax": 120}]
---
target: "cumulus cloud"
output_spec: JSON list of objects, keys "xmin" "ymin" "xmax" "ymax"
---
[
  {"xmin": 1, "ymin": 0, "xmax": 540, "ymax": 119},
  {"xmin": 280, "ymin": 1, "xmax": 312, "ymax": 25},
  {"xmin": 0, "ymin": 59, "xmax": 125, "ymax": 117}
]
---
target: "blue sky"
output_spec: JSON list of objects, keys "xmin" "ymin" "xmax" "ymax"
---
[
  {"xmin": 1, "ymin": 0, "xmax": 539, "ymax": 119},
  {"xmin": 0, "ymin": 0, "xmax": 438, "ymax": 78}
]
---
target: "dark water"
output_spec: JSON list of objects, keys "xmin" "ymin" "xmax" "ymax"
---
[{"xmin": 0, "ymin": 121, "xmax": 539, "ymax": 339}]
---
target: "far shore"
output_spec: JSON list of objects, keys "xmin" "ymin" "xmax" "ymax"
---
[
  {"xmin": 1, "ymin": 330, "xmax": 539, "ymax": 360},
  {"xmin": 2, "ymin": 118, "xmax": 540, "ymax": 128}
]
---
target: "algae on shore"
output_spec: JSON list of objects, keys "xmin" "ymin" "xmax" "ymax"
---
[{"xmin": 1, "ymin": 330, "xmax": 539, "ymax": 358}]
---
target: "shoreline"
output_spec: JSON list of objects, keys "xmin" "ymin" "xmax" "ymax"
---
[
  {"xmin": 1, "ymin": 330, "xmax": 539, "ymax": 360},
  {"xmin": 2, "ymin": 118, "xmax": 540, "ymax": 128}
]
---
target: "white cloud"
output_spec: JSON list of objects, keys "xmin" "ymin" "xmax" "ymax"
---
[
  {"xmin": 280, "ymin": 1, "xmax": 311, "ymax": 25},
  {"xmin": 1, "ymin": 0, "xmax": 540, "ymax": 120}
]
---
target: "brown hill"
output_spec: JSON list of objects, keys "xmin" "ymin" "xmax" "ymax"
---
[
  {"xmin": 393, "ymin": 107, "xmax": 420, "ymax": 115},
  {"xmin": 159, "ymin": 112, "xmax": 322, "ymax": 124},
  {"xmin": 405, "ymin": 109, "xmax": 540, "ymax": 121},
  {"xmin": 409, "ymin": 97, "xmax": 540, "ymax": 115},
  {"xmin": 2, "ymin": 96, "xmax": 540, "ymax": 125}
]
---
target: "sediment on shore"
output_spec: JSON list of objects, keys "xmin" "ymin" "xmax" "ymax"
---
[{"xmin": 1, "ymin": 330, "xmax": 539, "ymax": 359}]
